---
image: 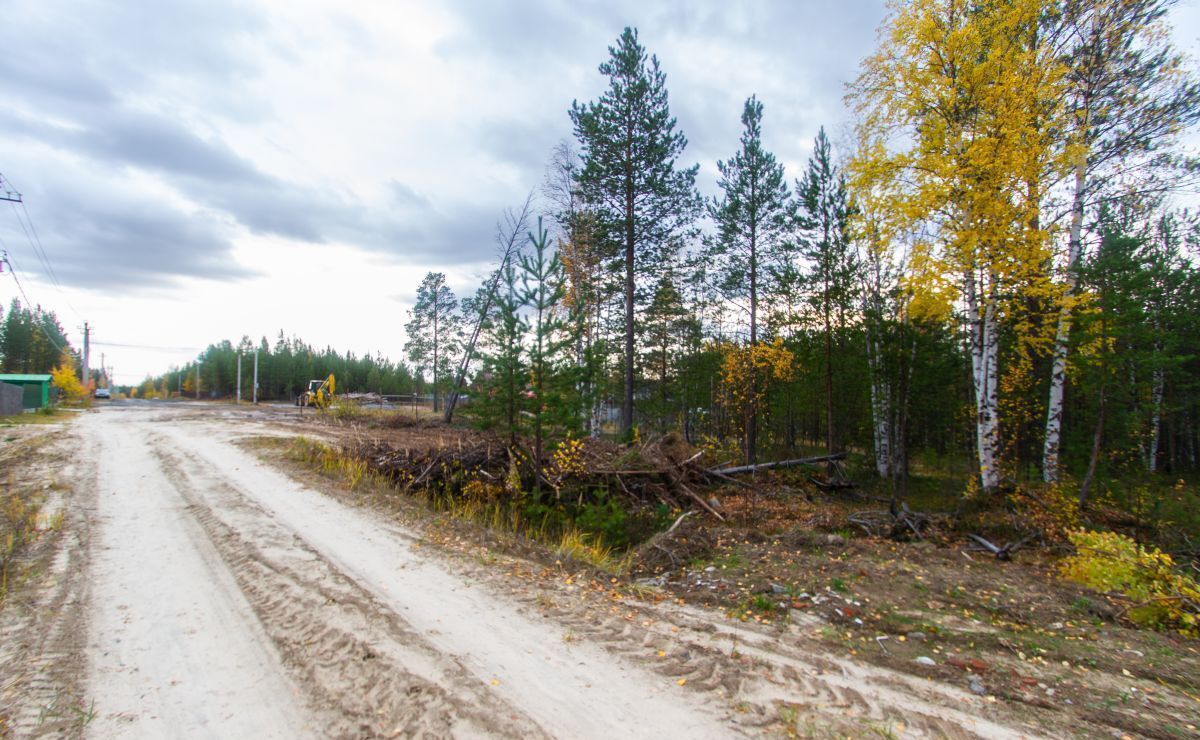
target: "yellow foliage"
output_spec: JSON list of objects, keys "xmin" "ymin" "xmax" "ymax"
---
[
  {"xmin": 49, "ymin": 355, "xmax": 85, "ymax": 404},
  {"xmin": 546, "ymin": 436, "xmax": 586, "ymax": 496},
  {"xmin": 848, "ymin": 0, "xmax": 1071, "ymax": 325},
  {"xmin": 1060, "ymin": 530, "xmax": 1200, "ymax": 636},
  {"xmin": 717, "ymin": 338, "xmax": 794, "ymax": 407}
]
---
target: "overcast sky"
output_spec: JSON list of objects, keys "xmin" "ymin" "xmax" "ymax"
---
[{"xmin": 1, "ymin": 0, "xmax": 1197, "ymax": 385}]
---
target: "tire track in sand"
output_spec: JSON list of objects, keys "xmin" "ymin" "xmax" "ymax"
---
[{"xmin": 147, "ymin": 435, "xmax": 547, "ymax": 740}]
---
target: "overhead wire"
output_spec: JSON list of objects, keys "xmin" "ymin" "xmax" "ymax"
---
[
  {"xmin": 91, "ymin": 340, "xmax": 204, "ymax": 352},
  {"xmin": 1, "ymin": 249, "xmax": 67, "ymax": 355},
  {"xmin": 0, "ymin": 171, "xmax": 84, "ymax": 323}
]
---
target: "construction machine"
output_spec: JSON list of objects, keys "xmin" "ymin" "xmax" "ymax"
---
[{"xmin": 297, "ymin": 374, "xmax": 336, "ymax": 408}]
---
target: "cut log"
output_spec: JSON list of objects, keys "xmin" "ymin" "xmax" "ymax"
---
[{"xmin": 712, "ymin": 453, "xmax": 846, "ymax": 477}]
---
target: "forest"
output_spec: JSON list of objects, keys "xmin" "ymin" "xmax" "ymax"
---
[
  {"xmin": 0, "ymin": 299, "xmax": 73, "ymax": 375},
  {"xmin": 386, "ymin": 0, "xmax": 1200, "ymax": 523}
]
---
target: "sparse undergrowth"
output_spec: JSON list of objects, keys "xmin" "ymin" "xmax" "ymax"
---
[{"xmin": 0, "ymin": 436, "xmax": 66, "ymax": 602}]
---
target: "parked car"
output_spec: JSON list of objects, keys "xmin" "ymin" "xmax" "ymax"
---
[{"xmin": 94, "ymin": 387, "xmax": 111, "ymax": 399}]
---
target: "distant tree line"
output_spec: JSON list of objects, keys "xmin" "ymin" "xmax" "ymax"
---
[{"xmin": 137, "ymin": 332, "xmax": 420, "ymax": 401}]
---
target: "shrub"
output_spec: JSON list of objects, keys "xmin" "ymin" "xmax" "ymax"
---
[{"xmin": 1060, "ymin": 529, "xmax": 1199, "ymax": 636}]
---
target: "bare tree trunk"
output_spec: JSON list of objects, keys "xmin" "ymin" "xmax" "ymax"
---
[
  {"xmin": 1149, "ymin": 362, "xmax": 1164, "ymax": 472},
  {"xmin": 746, "ymin": 223, "xmax": 758, "ymax": 465},
  {"xmin": 1080, "ymin": 386, "xmax": 1106, "ymax": 508},
  {"xmin": 866, "ymin": 329, "xmax": 891, "ymax": 478},
  {"xmin": 622, "ymin": 195, "xmax": 636, "ymax": 441},
  {"xmin": 823, "ymin": 275, "xmax": 835, "ymax": 476},
  {"xmin": 445, "ymin": 196, "xmax": 532, "ymax": 423}
]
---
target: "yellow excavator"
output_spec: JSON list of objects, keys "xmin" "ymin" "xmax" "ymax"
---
[{"xmin": 297, "ymin": 374, "xmax": 335, "ymax": 408}]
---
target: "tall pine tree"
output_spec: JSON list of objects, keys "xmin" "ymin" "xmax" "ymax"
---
[
  {"xmin": 707, "ymin": 95, "xmax": 792, "ymax": 462},
  {"xmin": 570, "ymin": 26, "xmax": 700, "ymax": 440},
  {"xmin": 797, "ymin": 127, "xmax": 857, "ymax": 463}
]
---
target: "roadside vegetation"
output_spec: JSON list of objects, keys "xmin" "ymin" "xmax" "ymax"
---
[{"xmin": 0, "ymin": 436, "xmax": 65, "ymax": 603}]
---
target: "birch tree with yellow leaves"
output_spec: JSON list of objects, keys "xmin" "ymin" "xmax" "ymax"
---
[{"xmin": 849, "ymin": 0, "xmax": 1070, "ymax": 494}]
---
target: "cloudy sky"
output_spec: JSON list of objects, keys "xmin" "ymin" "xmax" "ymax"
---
[{"xmin": 1, "ymin": 0, "xmax": 1197, "ymax": 385}]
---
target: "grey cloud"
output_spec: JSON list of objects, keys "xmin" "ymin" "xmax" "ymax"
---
[
  {"xmin": 0, "ymin": 182, "xmax": 255, "ymax": 290},
  {"xmin": 0, "ymin": 0, "xmax": 892, "ymax": 296}
]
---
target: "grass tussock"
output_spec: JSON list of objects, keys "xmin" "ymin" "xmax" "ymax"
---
[
  {"xmin": 287, "ymin": 435, "xmax": 377, "ymax": 491},
  {"xmin": 1, "ymin": 466, "xmax": 64, "ymax": 603}
]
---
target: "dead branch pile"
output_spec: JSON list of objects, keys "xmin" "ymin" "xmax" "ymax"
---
[
  {"xmin": 848, "ymin": 502, "xmax": 935, "ymax": 540},
  {"xmin": 346, "ymin": 436, "xmax": 508, "ymax": 492},
  {"xmin": 343, "ymin": 428, "xmax": 857, "ymax": 522},
  {"xmin": 633, "ymin": 513, "xmax": 716, "ymax": 574}
]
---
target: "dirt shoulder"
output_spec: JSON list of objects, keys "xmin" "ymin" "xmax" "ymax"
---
[{"xmin": 0, "ymin": 417, "xmax": 91, "ymax": 738}]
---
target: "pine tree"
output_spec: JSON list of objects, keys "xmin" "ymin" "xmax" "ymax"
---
[
  {"xmin": 797, "ymin": 127, "xmax": 857, "ymax": 464},
  {"xmin": 707, "ymin": 95, "xmax": 792, "ymax": 462},
  {"xmin": 570, "ymin": 26, "xmax": 701, "ymax": 440},
  {"xmin": 476, "ymin": 260, "xmax": 528, "ymax": 446},
  {"xmin": 404, "ymin": 272, "xmax": 461, "ymax": 412},
  {"xmin": 519, "ymin": 219, "xmax": 577, "ymax": 496},
  {"xmin": 640, "ymin": 272, "xmax": 698, "ymax": 434}
]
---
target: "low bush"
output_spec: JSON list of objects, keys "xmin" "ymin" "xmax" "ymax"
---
[{"xmin": 1059, "ymin": 529, "xmax": 1199, "ymax": 636}]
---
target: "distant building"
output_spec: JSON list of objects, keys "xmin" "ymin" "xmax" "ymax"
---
[{"xmin": 0, "ymin": 374, "xmax": 54, "ymax": 411}]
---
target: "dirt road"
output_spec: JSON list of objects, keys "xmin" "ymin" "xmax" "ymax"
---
[{"xmin": 6, "ymin": 404, "xmax": 1046, "ymax": 738}]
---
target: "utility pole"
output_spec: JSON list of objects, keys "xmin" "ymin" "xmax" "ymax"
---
[
  {"xmin": 0, "ymin": 174, "xmax": 21, "ymax": 203},
  {"xmin": 100, "ymin": 352, "xmax": 106, "ymax": 388},
  {"xmin": 81, "ymin": 322, "xmax": 90, "ymax": 392},
  {"xmin": 253, "ymin": 350, "xmax": 259, "ymax": 404},
  {"xmin": 195, "ymin": 362, "xmax": 201, "ymax": 400},
  {"xmin": 236, "ymin": 352, "xmax": 242, "ymax": 404}
]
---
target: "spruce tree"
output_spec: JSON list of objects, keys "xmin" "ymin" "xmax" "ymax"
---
[{"xmin": 570, "ymin": 26, "xmax": 700, "ymax": 440}]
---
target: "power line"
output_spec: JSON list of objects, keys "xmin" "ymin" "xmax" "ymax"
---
[
  {"xmin": 1, "ymin": 250, "xmax": 67, "ymax": 355},
  {"xmin": 0, "ymin": 173, "xmax": 20, "ymax": 204},
  {"xmin": 91, "ymin": 340, "xmax": 204, "ymax": 352},
  {"xmin": 1, "ymin": 171, "xmax": 83, "ymax": 322}
]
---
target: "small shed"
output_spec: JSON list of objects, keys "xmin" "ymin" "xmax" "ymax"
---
[{"xmin": 0, "ymin": 374, "xmax": 54, "ymax": 411}]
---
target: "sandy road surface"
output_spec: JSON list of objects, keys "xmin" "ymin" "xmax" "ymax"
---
[{"xmin": 63, "ymin": 404, "xmax": 1040, "ymax": 738}]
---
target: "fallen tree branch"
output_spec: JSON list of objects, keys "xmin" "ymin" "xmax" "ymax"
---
[
  {"xmin": 712, "ymin": 453, "xmax": 846, "ymax": 477},
  {"xmin": 967, "ymin": 533, "xmax": 1035, "ymax": 561}
]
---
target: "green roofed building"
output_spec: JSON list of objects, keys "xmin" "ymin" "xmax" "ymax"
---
[{"xmin": 0, "ymin": 374, "xmax": 54, "ymax": 411}]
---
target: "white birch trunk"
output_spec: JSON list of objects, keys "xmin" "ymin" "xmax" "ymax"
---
[
  {"xmin": 1148, "ymin": 362, "xmax": 1163, "ymax": 472},
  {"xmin": 866, "ymin": 330, "xmax": 891, "ymax": 478},
  {"xmin": 967, "ymin": 270, "xmax": 1002, "ymax": 494},
  {"xmin": 1043, "ymin": 160, "xmax": 1088, "ymax": 482}
]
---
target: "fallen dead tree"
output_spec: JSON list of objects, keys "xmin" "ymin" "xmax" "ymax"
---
[
  {"xmin": 966, "ymin": 533, "xmax": 1036, "ymax": 561},
  {"xmin": 709, "ymin": 452, "xmax": 846, "ymax": 477}
]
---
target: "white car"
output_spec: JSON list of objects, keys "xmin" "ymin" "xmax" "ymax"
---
[{"xmin": 94, "ymin": 388, "xmax": 111, "ymax": 399}]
